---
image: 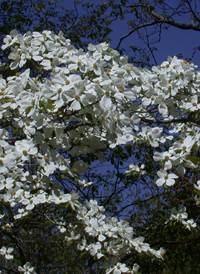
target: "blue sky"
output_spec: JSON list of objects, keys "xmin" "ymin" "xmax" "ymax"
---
[
  {"xmin": 63, "ymin": 0, "xmax": 200, "ymax": 68},
  {"xmin": 110, "ymin": 20, "xmax": 200, "ymax": 66}
]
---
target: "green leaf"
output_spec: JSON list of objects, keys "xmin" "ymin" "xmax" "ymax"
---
[
  {"xmin": 25, "ymin": 106, "xmax": 32, "ymax": 114},
  {"xmin": 86, "ymin": 113, "xmax": 93, "ymax": 123},
  {"xmin": 187, "ymin": 155, "xmax": 198, "ymax": 165}
]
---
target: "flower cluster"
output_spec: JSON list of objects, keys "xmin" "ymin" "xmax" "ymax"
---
[
  {"xmin": 169, "ymin": 206, "xmax": 197, "ymax": 230},
  {"xmin": 0, "ymin": 29, "xmax": 200, "ymax": 272}
]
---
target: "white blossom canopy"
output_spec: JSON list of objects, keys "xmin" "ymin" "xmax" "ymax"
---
[{"xmin": 0, "ymin": 29, "xmax": 200, "ymax": 273}]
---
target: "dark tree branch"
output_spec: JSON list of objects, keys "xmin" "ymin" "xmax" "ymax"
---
[
  {"xmin": 141, "ymin": 115, "xmax": 200, "ymax": 126},
  {"xmin": 146, "ymin": 0, "xmax": 200, "ymax": 31},
  {"xmin": 120, "ymin": 236, "xmax": 200, "ymax": 264},
  {"xmin": 116, "ymin": 21, "xmax": 159, "ymax": 49},
  {"xmin": 186, "ymin": 0, "xmax": 200, "ymax": 23}
]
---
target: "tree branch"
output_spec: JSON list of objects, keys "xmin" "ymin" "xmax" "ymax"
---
[
  {"xmin": 116, "ymin": 21, "xmax": 159, "ymax": 49},
  {"xmin": 141, "ymin": 115, "xmax": 200, "ymax": 126},
  {"xmin": 146, "ymin": 0, "xmax": 200, "ymax": 31}
]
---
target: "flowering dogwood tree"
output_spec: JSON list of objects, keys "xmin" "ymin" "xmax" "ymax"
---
[{"xmin": 0, "ymin": 29, "xmax": 200, "ymax": 273}]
